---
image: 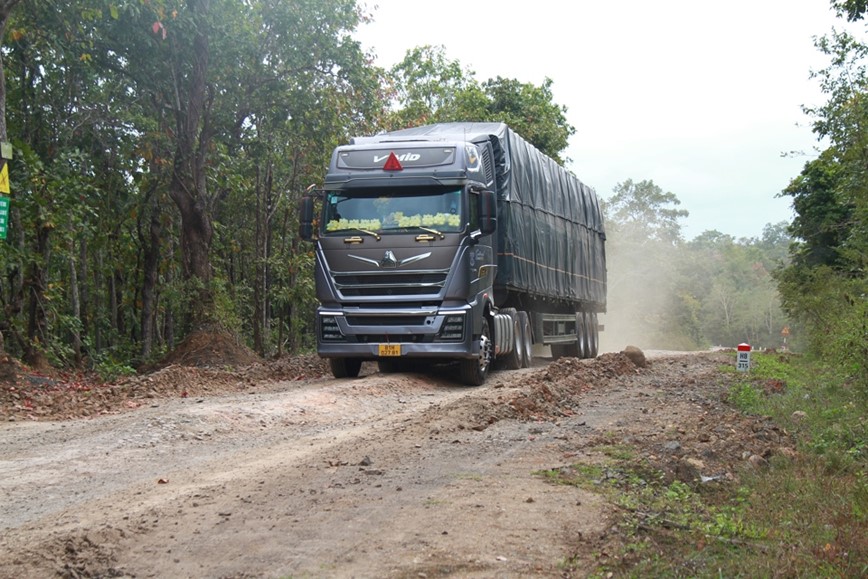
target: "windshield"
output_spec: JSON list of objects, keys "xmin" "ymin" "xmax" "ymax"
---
[{"xmin": 323, "ymin": 187, "xmax": 464, "ymax": 234}]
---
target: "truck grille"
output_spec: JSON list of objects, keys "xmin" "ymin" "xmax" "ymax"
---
[
  {"xmin": 345, "ymin": 316, "xmax": 427, "ymax": 326},
  {"xmin": 333, "ymin": 271, "xmax": 448, "ymax": 297}
]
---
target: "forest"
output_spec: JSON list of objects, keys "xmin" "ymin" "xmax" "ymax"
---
[{"xmin": 0, "ymin": 0, "xmax": 863, "ymax": 393}]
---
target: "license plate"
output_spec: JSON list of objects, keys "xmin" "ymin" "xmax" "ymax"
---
[{"xmin": 378, "ymin": 344, "xmax": 402, "ymax": 357}]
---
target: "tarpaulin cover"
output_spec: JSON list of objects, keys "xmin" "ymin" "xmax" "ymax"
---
[{"xmin": 367, "ymin": 123, "xmax": 607, "ymax": 309}]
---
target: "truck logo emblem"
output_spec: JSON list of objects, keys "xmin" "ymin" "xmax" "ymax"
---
[
  {"xmin": 374, "ymin": 153, "xmax": 421, "ymax": 163},
  {"xmin": 381, "ymin": 250, "xmax": 398, "ymax": 268},
  {"xmin": 348, "ymin": 251, "xmax": 432, "ymax": 269}
]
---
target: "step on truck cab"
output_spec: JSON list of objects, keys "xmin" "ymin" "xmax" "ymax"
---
[{"xmin": 300, "ymin": 122, "xmax": 606, "ymax": 385}]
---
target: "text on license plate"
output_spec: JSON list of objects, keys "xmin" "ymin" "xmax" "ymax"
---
[{"xmin": 378, "ymin": 344, "xmax": 401, "ymax": 357}]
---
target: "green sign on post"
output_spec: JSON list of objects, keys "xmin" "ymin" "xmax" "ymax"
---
[{"xmin": 0, "ymin": 195, "xmax": 9, "ymax": 240}]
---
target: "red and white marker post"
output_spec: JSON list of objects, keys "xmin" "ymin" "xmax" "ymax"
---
[{"xmin": 737, "ymin": 343, "xmax": 751, "ymax": 372}]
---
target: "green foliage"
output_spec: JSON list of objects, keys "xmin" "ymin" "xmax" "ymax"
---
[
  {"xmin": 833, "ymin": 0, "xmax": 868, "ymax": 21},
  {"xmin": 727, "ymin": 381, "xmax": 763, "ymax": 412},
  {"xmin": 776, "ymin": 266, "xmax": 868, "ymax": 395},
  {"xmin": 778, "ymin": 22, "xmax": 868, "ymax": 393},
  {"xmin": 603, "ymin": 179, "xmax": 688, "ymax": 245},
  {"xmin": 600, "ymin": 180, "xmax": 790, "ymax": 351},
  {"xmin": 781, "ymin": 149, "xmax": 850, "ymax": 268},
  {"xmin": 385, "ymin": 45, "xmax": 575, "ymax": 162},
  {"xmin": 91, "ymin": 352, "xmax": 137, "ymax": 382},
  {"xmin": 479, "ymin": 76, "xmax": 575, "ymax": 164},
  {"xmin": 727, "ymin": 352, "xmax": 866, "ymax": 469},
  {"xmin": 0, "ymin": 0, "xmax": 386, "ymax": 365},
  {"xmin": 540, "ymin": 453, "xmax": 778, "ymax": 577},
  {"xmin": 543, "ymin": 353, "xmax": 866, "ymax": 577}
]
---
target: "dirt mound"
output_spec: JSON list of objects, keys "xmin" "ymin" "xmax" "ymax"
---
[
  {"xmin": 152, "ymin": 327, "xmax": 262, "ymax": 370},
  {"xmin": 507, "ymin": 352, "xmax": 642, "ymax": 421},
  {"xmin": 0, "ymin": 354, "xmax": 331, "ymax": 422},
  {"xmin": 0, "ymin": 353, "xmax": 23, "ymax": 386},
  {"xmin": 408, "ymin": 353, "xmax": 646, "ymax": 434}
]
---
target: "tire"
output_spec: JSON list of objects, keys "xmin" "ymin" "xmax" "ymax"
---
[
  {"xmin": 501, "ymin": 308, "xmax": 522, "ymax": 370},
  {"xmin": 330, "ymin": 357, "xmax": 362, "ymax": 379},
  {"xmin": 459, "ymin": 316, "xmax": 493, "ymax": 386},
  {"xmin": 517, "ymin": 310, "xmax": 532, "ymax": 368},
  {"xmin": 577, "ymin": 312, "xmax": 590, "ymax": 359},
  {"xmin": 587, "ymin": 312, "xmax": 599, "ymax": 358}
]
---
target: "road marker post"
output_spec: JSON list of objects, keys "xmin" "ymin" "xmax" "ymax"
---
[{"xmin": 736, "ymin": 343, "xmax": 751, "ymax": 372}]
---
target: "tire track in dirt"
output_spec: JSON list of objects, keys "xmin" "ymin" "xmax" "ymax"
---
[{"xmin": 0, "ymin": 351, "xmax": 754, "ymax": 578}]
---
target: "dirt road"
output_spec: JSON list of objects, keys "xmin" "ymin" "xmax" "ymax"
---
[{"xmin": 0, "ymin": 350, "xmax": 783, "ymax": 578}]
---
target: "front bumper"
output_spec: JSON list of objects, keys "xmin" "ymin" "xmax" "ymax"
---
[{"xmin": 316, "ymin": 305, "xmax": 477, "ymax": 360}]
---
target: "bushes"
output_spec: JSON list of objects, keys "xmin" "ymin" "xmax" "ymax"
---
[{"xmin": 776, "ymin": 266, "xmax": 867, "ymax": 398}]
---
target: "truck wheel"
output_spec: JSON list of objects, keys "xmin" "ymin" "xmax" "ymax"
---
[
  {"xmin": 517, "ymin": 311, "xmax": 532, "ymax": 368},
  {"xmin": 588, "ymin": 313, "xmax": 599, "ymax": 358},
  {"xmin": 577, "ymin": 312, "xmax": 590, "ymax": 359},
  {"xmin": 330, "ymin": 357, "xmax": 362, "ymax": 379},
  {"xmin": 501, "ymin": 308, "xmax": 522, "ymax": 370},
  {"xmin": 460, "ymin": 317, "xmax": 492, "ymax": 386}
]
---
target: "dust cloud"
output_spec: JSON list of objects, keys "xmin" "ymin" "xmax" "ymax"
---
[{"xmin": 597, "ymin": 240, "xmax": 689, "ymax": 353}]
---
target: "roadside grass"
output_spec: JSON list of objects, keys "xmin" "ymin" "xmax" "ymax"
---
[{"xmin": 539, "ymin": 352, "xmax": 867, "ymax": 578}]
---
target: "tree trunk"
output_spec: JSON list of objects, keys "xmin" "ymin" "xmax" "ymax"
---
[
  {"xmin": 164, "ymin": 239, "xmax": 175, "ymax": 350},
  {"xmin": 78, "ymin": 238, "xmax": 89, "ymax": 344},
  {"xmin": 171, "ymin": 176, "xmax": 214, "ymax": 326},
  {"xmin": 109, "ymin": 269, "xmax": 118, "ymax": 345},
  {"xmin": 69, "ymin": 239, "xmax": 82, "ymax": 366},
  {"xmin": 139, "ymin": 199, "xmax": 161, "ymax": 359},
  {"xmin": 253, "ymin": 195, "xmax": 264, "ymax": 354},
  {"xmin": 93, "ymin": 251, "xmax": 102, "ymax": 352},
  {"xmin": 253, "ymin": 164, "xmax": 272, "ymax": 356},
  {"xmin": 24, "ymin": 222, "xmax": 51, "ymax": 369},
  {"xmin": 167, "ymin": 0, "xmax": 215, "ymax": 330}
]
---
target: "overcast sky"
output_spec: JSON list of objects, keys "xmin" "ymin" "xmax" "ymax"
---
[{"xmin": 354, "ymin": 0, "xmax": 858, "ymax": 240}]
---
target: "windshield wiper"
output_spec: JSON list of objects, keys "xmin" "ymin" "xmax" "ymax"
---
[
  {"xmin": 332, "ymin": 227, "xmax": 381, "ymax": 241},
  {"xmin": 416, "ymin": 225, "xmax": 444, "ymax": 239},
  {"xmin": 380, "ymin": 225, "xmax": 446, "ymax": 239}
]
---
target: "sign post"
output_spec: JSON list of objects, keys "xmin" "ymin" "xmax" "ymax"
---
[
  {"xmin": 0, "ymin": 142, "xmax": 11, "ymax": 241},
  {"xmin": 0, "ymin": 195, "xmax": 8, "ymax": 240},
  {"xmin": 736, "ymin": 343, "xmax": 751, "ymax": 372}
]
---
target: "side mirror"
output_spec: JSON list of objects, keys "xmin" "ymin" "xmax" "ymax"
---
[
  {"xmin": 299, "ymin": 196, "xmax": 315, "ymax": 241},
  {"xmin": 478, "ymin": 189, "xmax": 496, "ymax": 236}
]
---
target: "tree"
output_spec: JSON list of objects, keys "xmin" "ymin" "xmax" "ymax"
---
[
  {"xmin": 387, "ymin": 45, "xmax": 479, "ymax": 128},
  {"xmin": 603, "ymin": 179, "xmax": 688, "ymax": 245},
  {"xmin": 0, "ymin": 0, "xmax": 387, "ymax": 370},
  {"xmin": 90, "ymin": 0, "xmax": 382, "ymax": 341},
  {"xmin": 780, "ymin": 148, "xmax": 850, "ymax": 267},
  {"xmin": 480, "ymin": 76, "xmax": 574, "ymax": 164},
  {"xmin": 832, "ymin": 0, "xmax": 868, "ymax": 21},
  {"xmin": 600, "ymin": 179, "xmax": 691, "ymax": 349},
  {"xmin": 386, "ymin": 45, "xmax": 575, "ymax": 161},
  {"xmin": 0, "ymin": 0, "xmax": 22, "ymax": 357},
  {"xmin": 775, "ymin": 8, "xmax": 867, "ymax": 390},
  {"xmin": 799, "ymin": 29, "xmax": 868, "ymax": 275}
]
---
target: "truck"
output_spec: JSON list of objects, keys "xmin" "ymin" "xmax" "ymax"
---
[{"xmin": 299, "ymin": 122, "xmax": 606, "ymax": 386}]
